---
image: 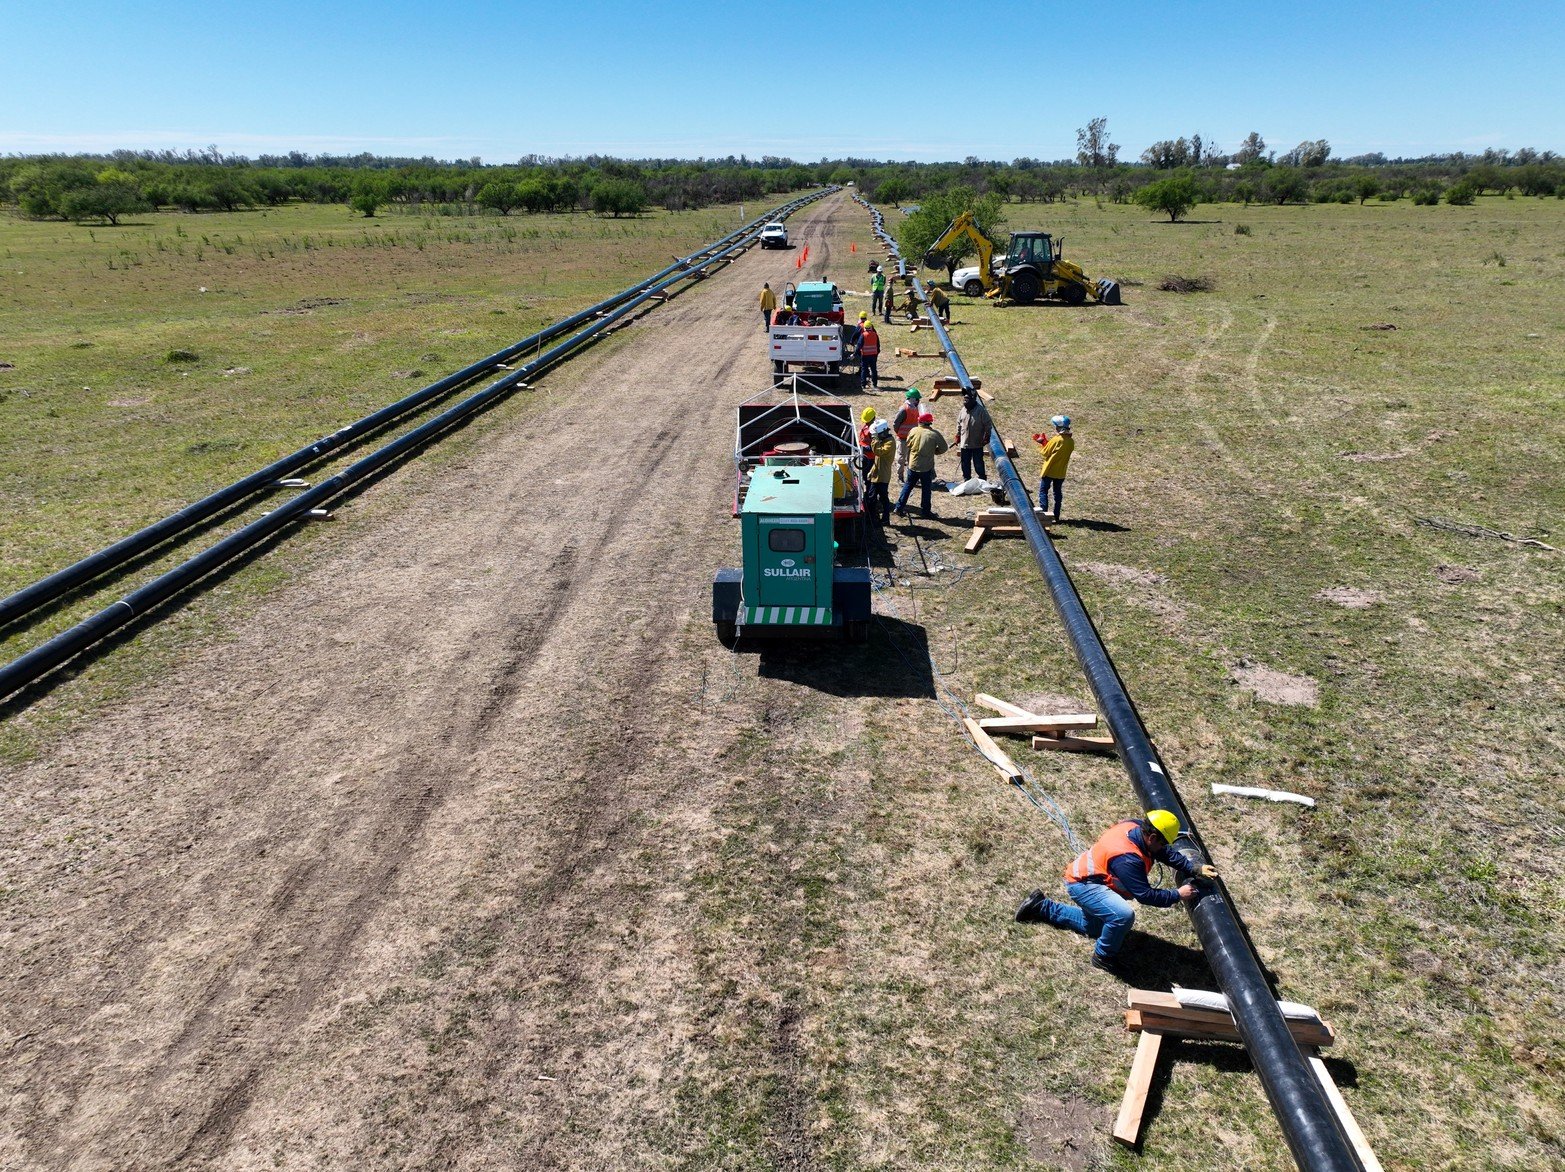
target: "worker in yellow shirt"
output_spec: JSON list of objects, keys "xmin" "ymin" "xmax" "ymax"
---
[
  {"xmin": 1032, "ymin": 414, "xmax": 1075, "ymax": 519},
  {"xmin": 759, "ymin": 282, "xmax": 777, "ymax": 331}
]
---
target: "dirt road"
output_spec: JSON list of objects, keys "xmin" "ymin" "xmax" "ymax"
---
[{"xmin": 1, "ymin": 194, "xmax": 915, "ymax": 1169}]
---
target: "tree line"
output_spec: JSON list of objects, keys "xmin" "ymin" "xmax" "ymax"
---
[{"xmin": 2, "ymin": 123, "xmax": 1560, "ymax": 226}]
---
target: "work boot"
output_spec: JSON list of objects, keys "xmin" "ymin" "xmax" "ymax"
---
[
  {"xmin": 1014, "ymin": 890, "xmax": 1049, "ymax": 923},
  {"xmin": 1090, "ymin": 953, "xmax": 1129, "ymax": 979}
]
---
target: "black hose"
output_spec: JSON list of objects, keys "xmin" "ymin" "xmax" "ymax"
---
[
  {"xmin": 0, "ymin": 189, "xmax": 835, "ymax": 701},
  {"xmin": 856, "ymin": 197, "xmax": 1363, "ymax": 1172},
  {"xmin": 0, "ymin": 191, "xmax": 828, "ymax": 632}
]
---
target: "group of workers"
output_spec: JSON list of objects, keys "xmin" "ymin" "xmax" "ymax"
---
[{"xmin": 761, "ymin": 258, "xmax": 1205, "ymax": 977}]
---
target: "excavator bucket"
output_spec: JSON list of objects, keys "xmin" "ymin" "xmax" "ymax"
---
[
  {"xmin": 1096, "ymin": 278, "xmax": 1122, "ymax": 306},
  {"xmin": 922, "ymin": 247, "xmax": 949, "ymax": 271}
]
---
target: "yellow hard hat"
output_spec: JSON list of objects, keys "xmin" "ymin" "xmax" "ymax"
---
[
  {"xmin": 859, "ymin": 311, "xmax": 868, "ymax": 319},
  {"xmin": 1146, "ymin": 810, "xmax": 1181, "ymax": 844},
  {"xmin": 861, "ymin": 407, "xmax": 876, "ymax": 423}
]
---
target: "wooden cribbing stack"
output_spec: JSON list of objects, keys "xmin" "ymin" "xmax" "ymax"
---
[
  {"xmin": 963, "ymin": 507, "xmax": 1057, "ymax": 554},
  {"xmin": 1114, "ymin": 988, "xmax": 1382, "ymax": 1171},
  {"xmin": 971, "ymin": 694, "xmax": 1117, "ymax": 757}
]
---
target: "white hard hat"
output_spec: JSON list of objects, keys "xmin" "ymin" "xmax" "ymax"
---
[{"xmin": 1051, "ymin": 415, "xmax": 1071, "ymax": 429}]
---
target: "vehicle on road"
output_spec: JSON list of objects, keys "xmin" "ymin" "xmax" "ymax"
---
[
  {"xmin": 768, "ymin": 281, "xmax": 847, "ymax": 387},
  {"xmin": 758, "ymin": 222, "xmax": 789, "ymax": 249},
  {"xmin": 712, "ymin": 389, "xmax": 871, "ymax": 646}
]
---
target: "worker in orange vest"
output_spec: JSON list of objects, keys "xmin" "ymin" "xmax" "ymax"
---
[
  {"xmin": 858, "ymin": 320, "xmax": 881, "ymax": 389},
  {"xmin": 1015, "ymin": 810, "xmax": 1218, "ymax": 976},
  {"xmin": 891, "ymin": 388, "xmax": 922, "ymax": 481}
]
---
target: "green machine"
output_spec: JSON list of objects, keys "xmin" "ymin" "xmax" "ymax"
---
[
  {"xmin": 791, "ymin": 281, "xmax": 843, "ymax": 314},
  {"xmin": 712, "ymin": 463, "xmax": 871, "ymax": 647}
]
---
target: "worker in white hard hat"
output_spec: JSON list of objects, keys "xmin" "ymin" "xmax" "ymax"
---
[
  {"xmin": 1031, "ymin": 414, "xmax": 1074, "ymax": 520},
  {"xmin": 1016, "ymin": 810, "xmax": 1219, "ymax": 977}
]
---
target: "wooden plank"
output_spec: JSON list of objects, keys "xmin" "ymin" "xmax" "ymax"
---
[
  {"xmin": 963, "ymin": 526, "xmax": 989, "ymax": 553},
  {"xmin": 1308, "ymin": 1052, "xmax": 1384, "ymax": 1172},
  {"xmin": 975, "ymin": 386, "xmax": 995, "ymax": 403},
  {"xmin": 962, "ymin": 717, "xmax": 1023, "ymax": 783},
  {"xmin": 1127, "ymin": 990, "xmax": 1332, "ymax": 1035},
  {"xmin": 978, "ymin": 713, "xmax": 1100, "ymax": 735},
  {"xmin": 1126, "ymin": 1009, "xmax": 1335, "ymax": 1048},
  {"xmin": 1113, "ymin": 1030, "xmax": 1163, "ymax": 1147},
  {"xmin": 932, "ymin": 375, "xmax": 981, "ymax": 391},
  {"xmin": 1032, "ymin": 733, "xmax": 1118, "ymax": 756},
  {"xmin": 974, "ymin": 511, "xmax": 1052, "ymax": 528},
  {"xmin": 974, "ymin": 693, "xmax": 1035, "ymax": 719}
]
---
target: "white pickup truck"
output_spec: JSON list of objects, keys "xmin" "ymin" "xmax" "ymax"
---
[
  {"xmin": 768, "ymin": 322, "xmax": 842, "ymax": 385},
  {"xmin": 758, "ymin": 222, "xmax": 789, "ymax": 249}
]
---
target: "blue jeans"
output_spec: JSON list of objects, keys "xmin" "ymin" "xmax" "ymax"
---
[
  {"xmin": 1039, "ymin": 476, "xmax": 1064, "ymax": 517},
  {"xmin": 871, "ymin": 289, "xmax": 884, "ymax": 313},
  {"xmin": 895, "ymin": 468, "xmax": 934, "ymax": 516},
  {"xmin": 860, "ymin": 354, "xmax": 878, "ymax": 388},
  {"xmin": 1060, "ymin": 880, "xmax": 1136, "ymax": 960},
  {"xmin": 960, "ymin": 448, "xmax": 986, "ymax": 481},
  {"xmin": 865, "ymin": 480, "xmax": 891, "ymax": 523}
]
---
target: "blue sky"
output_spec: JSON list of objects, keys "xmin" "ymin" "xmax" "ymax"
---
[{"xmin": 2, "ymin": 0, "xmax": 1560, "ymax": 162}]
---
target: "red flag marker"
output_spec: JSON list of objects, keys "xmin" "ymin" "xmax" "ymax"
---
[{"xmin": 851, "ymin": 242, "xmax": 858, "ymax": 253}]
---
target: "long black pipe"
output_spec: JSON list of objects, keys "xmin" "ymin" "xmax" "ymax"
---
[
  {"xmin": 0, "ymin": 190, "xmax": 834, "ymax": 701},
  {"xmin": 0, "ymin": 191, "xmax": 827, "ymax": 632},
  {"xmin": 858, "ymin": 198, "xmax": 1363, "ymax": 1171}
]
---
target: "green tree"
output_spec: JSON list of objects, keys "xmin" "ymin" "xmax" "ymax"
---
[
  {"xmin": 1263, "ymin": 167, "xmax": 1309, "ymax": 205},
  {"xmin": 61, "ymin": 176, "xmax": 148, "ymax": 225},
  {"xmin": 349, "ymin": 177, "xmax": 386, "ymax": 217},
  {"xmin": 476, "ymin": 181, "xmax": 521, "ymax": 215},
  {"xmin": 1075, "ymin": 116, "xmax": 1119, "ymax": 169},
  {"xmin": 897, "ymin": 186, "xmax": 1006, "ymax": 281},
  {"xmin": 873, "ymin": 177, "xmax": 913, "ymax": 205},
  {"xmin": 1134, "ymin": 173, "xmax": 1201, "ymax": 222},
  {"xmin": 590, "ymin": 178, "xmax": 646, "ymax": 217},
  {"xmin": 1354, "ymin": 174, "xmax": 1382, "ymax": 204}
]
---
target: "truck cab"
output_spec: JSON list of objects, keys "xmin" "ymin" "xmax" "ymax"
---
[{"xmin": 759, "ymin": 222, "xmax": 789, "ymax": 249}]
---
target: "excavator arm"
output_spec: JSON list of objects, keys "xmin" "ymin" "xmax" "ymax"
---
[{"xmin": 922, "ymin": 211, "xmax": 998, "ymax": 291}]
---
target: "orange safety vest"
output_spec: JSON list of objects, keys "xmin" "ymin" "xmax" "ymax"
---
[
  {"xmin": 894, "ymin": 404, "xmax": 920, "ymax": 439},
  {"xmin": 859, "ymin": 327, "xmax": 880, "ymax": 357},
  {"xmin": 1063, "ymin": 820, "xmax": 1152, "ymax": 896}
]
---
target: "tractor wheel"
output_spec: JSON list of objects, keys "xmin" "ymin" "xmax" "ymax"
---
[
  {"xmin": 1061, "ymin": 282, "xmax": 1087, "ymax": 306},
  {"xmin": 1008, "ymin": 272, "xmax": 1040, "ymax": 305},
  {"xmin": 963, "ymin": 279, "xmax": 983, "ymax": 297},
  {"xmin": 716, "ymin": 621, "xmax": 738, "ymax": 649}
]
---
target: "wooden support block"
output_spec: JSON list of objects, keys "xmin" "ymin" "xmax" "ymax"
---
[
  {"xmin": 975, "ymin": 386, "xmax": 995, "ymax": 403},
  {"xmin": 973, "ymin": 510, "xmax": 1051, "ymax": 528},
  {"xmin": 933, "ymin": 376, "xmax": 981, "ymax": 392},
  {"xmin": 962, "ymin": 717, "xmax": 1023, "ymax": 784},
  {"xmin": 1033, "ymin": 732, "xmax": 1118, "ymax": 756},
  {"xmin": 1124, "ymin": 1008, "xmax": 1335, "ymax": 1048},
  {"xmin": 983, "ymin": 525, "xmax": 1025, "ymax": 537},
  {"xmin": 1005, "ymin": 443, "xmax": 1018, "ymax": 458},
  {"xmin": 963, "ymin": 526, "xmax": 989, "ymax": 553},
  {"xmin": 1308, "ymin": 1052, "xmax": 1383, "ymax": 1172},
  {"xmin": 978, "ymin": 713, "xmax": 1099, "ymax": 735},
  {"xmin": 973, "ymin": 693, "xmax": 1034, "ymax": 719},
  {"xmin": 1113, "ymin": 1030, "xmax": 1163, "ymax": 1147}
]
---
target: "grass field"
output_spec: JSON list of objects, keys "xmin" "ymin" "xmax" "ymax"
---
[
  {"xmin": 0, "ymin": 200, "xmax": 764, "ymax": 757},
  {"xmin": 3, "ymin": 192, "xmax": 1563, "ymax": 1168},
  {"xmin": 812, "ymin": 195, "xmax": 1563, "ymax": 1168}
]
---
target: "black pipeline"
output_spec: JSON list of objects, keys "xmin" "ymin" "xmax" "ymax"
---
[
  {"xmin": 0, "ymin": 189, "xmax": 834, "ymax": 702},
  {"xmin": 0, "ymin": 191, "xmax": 827, "ymax": 633},
  {"xmin": 857, "ymin": 199, "xmax": 1363, "ymax": 1171}
]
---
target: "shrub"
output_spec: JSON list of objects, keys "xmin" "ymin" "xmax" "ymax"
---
[
  {"xmin": 164, "ymin": 349, "xmax": 199, "ymax": 363},
  {"xmin": 1411, "ymin": 187, "xmax": 1441, "ymax": 206},
  {"xmin": 590, "ymin": 178, "xmax": 647, "ymax": 217},
  {"xmin": 1234, "ymin": 223, "xmax": 1252, "ymax": 236},
  {"xmin": 1444, "ymin": 182, "xmax": 1477, "ymax": 206}
]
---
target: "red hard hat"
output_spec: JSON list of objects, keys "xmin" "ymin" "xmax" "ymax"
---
[{"xmin": 918, "ymin": 412, "xmax": 934, "ymax": 425}]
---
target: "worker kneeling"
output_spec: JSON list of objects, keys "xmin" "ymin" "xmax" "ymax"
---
[{"xmin": 1015, "ymin": 809, "xmax": 1218, "ymax": 976}]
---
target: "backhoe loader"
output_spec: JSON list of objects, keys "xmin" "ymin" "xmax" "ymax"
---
[{"xmin": 923, "ymin": 211, "xmax": 1121, "ymax": 306}]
